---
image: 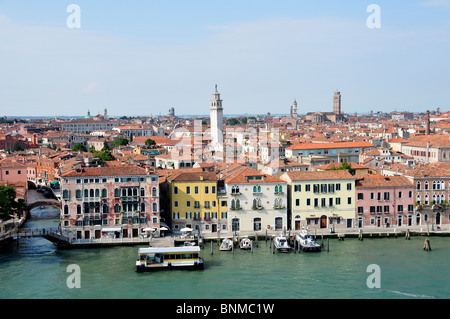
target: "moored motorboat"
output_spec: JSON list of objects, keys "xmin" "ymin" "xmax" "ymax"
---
[
  {"xmin": 295, "ymin": 229, "xmax": 321, "ymax": 252},
  {"xmin": 239, "ymin": 238, "xmax": 252, "ymax": 250},
  {"xmin": 273, "ymin": 235, "xmax": 291, "ymax": 253},
  {"xmin": 219, "ymin": 238, "xmax": 233, "ymax": 251}
]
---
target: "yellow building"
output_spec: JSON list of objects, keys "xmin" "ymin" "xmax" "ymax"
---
[
  {"xmin": 280, "ymin": 170, "xmax": 356, "ymax": 231},
  {"xmin": 167, "ymin": 170, "xmax": 227, "ymax": 233}
]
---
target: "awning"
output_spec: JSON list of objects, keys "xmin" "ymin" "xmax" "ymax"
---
[
  {"xmin": 50, "ymin": 181, "xmax": 59, "ymax": 184},
  {"xmin": 102, "ymin": 227, "xmax": 122, "ymax": 232}
]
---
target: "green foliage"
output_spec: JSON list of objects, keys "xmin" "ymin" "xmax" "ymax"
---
[
  {"xmin": 0, "ymin": 186, "xmax": 27, "ymax": 221},
  {"xmin": 72, "ymin": 143, "xmax": 88, "ymax": 152},
  {"xmin": 92, "ymin": 146, "xmax": 115, "ymax": 162},
  {"xmin": 227, "ymin": 118, "xmax": 240, "ymax": 125},
  {"xmin": 112, "ymin": 138, "xmax": 129, "ymax": 148},
  {"xmin": 330, "ymin": 162, "xmax": 355, "ymax": 175},
  {"xmin": 145, "ymin": 138, "xmax": 156, "ymax": 146}
]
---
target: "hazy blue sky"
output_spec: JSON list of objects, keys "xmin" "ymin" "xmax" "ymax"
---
[{"xmin": 0, "ymin": 0, "xmax": 449, "ymax": 117}]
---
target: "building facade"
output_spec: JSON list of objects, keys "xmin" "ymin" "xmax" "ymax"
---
[
  {"xmin": 280, "ymin": 170, "xmax": 356, "ymax": 231},
  {"xmin": 355, "ymin": 175, "xmax": 414, "ymax": 228},
  {"xmin": 224, "ymin": 166, "xmax": 288, "ymax": 233},
  {"xmin": 60, "ymin": 165, "xmax": 160, "ymax": 240}
]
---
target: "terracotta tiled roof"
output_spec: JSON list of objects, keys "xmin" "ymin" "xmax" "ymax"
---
[
  {"xmin": 223, "ymin": 166, "xmax": 287, "ymax": 184},
  {"xmin": 286, "ymin": 141, "xmax": 374, "ymax": 150},
  {"xmin": 282, "ymin": 170, "xmax": 355, "ymax": 181},
  {"xmin": 61, "ymin": 165, "xmax": 154, "ymax": 177},
  {"xmin": 356, "ymin": 175, "xmax": 413, "ymax": 188}
]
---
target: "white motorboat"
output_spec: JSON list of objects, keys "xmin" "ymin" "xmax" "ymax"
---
[
  {"xmin": 219, "ymin": 238, "xmax": 233, "ymax": 251},
  {"xmin": 273, "ymin": 235, "xmax": 291, "ymax": 253},
  {"xmin": 295, "ymin": 229, "xmax": 321, "ymax": 252},
  {"xmin": 239, "ymin": 238, "xmax": 252, "ymax": 250}
]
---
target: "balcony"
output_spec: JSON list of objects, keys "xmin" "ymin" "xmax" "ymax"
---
[
  {"xmin": 230, "ymin": 207, "xmax": 242, "ymax": 211},
  {"xmin": 252, "ymin": 206, "xmax": 264, "ymax": 210},
  {"xmin": 273, "ymin": 206, "xmax": 285, "ymax": 210},
  {"xmin": 230, "ymin": 192, "xmax": 241, "ymax": 196}
]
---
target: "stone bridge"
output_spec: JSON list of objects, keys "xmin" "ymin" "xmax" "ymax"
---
[{"xmin": 26, "ymin": 189, "xmax": 61, "ymax": 210}]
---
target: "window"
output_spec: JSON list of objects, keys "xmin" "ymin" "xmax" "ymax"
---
[
  {"xmin": 63, "ymin": 190, "xmax": 70, "ymax": 200},
  {"xmin": 152, "ymin": 187, "xmax": 157, "ymax": 197},
  {"xmin": 347, "ymin": 197, "xmax": 352, "ymax": 205},
  {"xmin": 77, "ymin": 205, "xmax": 82, "ymax": 215},
  {"xmin": 152, "ymin": 202, "xmax": 158, "ymax": 212},
  {"xmin": 314, "ymin": 198, "xmax": 319, "ymax": 208},
  {"xmin": 174, "ymin": 201, "xmax": 179, "ymax": 208},
  {"xmin": 357, "ymin": 193, "xmax": 364, "ymax": 200},
  {"xmin": 306, "ymin": 198, "xmax": 311, "ymax": 206},
  {"xmin": 186, "ymin": 201, "xmax": 191, "ymax": 207},
  {"xmin": 347, "ymin": 183, "xmax": 352, "ymax": 191},
  {"xmin": 212, "ymin": 186, "xmax": 216, "ymax": 194},
  {"xmin": 205, "ymin": 186, "xmax": 209, "ymax": 194},
  {"xmin": 305, "ymin": 184, "xmax": 311, "ymax": 192},
  {"xmin": 358, "ymin": 207, "xmax": 364, "ymax": 214},
  {"xmin": 102, "ymin": 188, "xmax": 108, "ymax": 198},
  {"xmin": 140, "ymin": 188, "xmax": 145, "ymax": 197},
  {"xmin": 64, "ymin": 205, "xmax": 69, "ymax": 215},
  {"xmin": 294, "ymin": 185, "xmax": 301, "ymax": 192},
  {"xmin": 295, "ymin": 199, "xmax": 300, "ymax": 206},
  {"xmin": 114, "ymin": 188, "xmax": 120, "ymax": 198},
  {"xmin": 194, "ymin": 201, "xmax": 200, "ymax": 209},
  {"xmin": 174, "ymin": 186, "xmax": 178, "ymax": 195},
  {"xmin": 173, "ymin": 212, "xmax": 179, "ymax": 220},
  {"xmin": 186, "ymin": 186, "xmax": 190, "ymax": 194},
  {"xmin": 336, "ymin": 184, "xmax": 341, "ymax": 191},
  {"xmin": 195, "ymin": 186, "xmax": 199, "ymax": 194},
  {"xmin": 76, "ymin": 189, "xmax": 82, "ymax": 199},
  {"xmin": 384, "ymin": 192, "xmax": 390, "ymax": 200},
  {"xmin": 397, "ymin": 205, "xmax": 404, "ymax": 213},
  {"xmin": 384, "ymin": 206, "xmax": 390, "ymax": 213},
  {"xmin": 370, "ymin": 206, "xmax": 376, "ymax": 213},
  {"xmin": 336, "ymin": 198, "xmax": 341, "ymax": 205}
]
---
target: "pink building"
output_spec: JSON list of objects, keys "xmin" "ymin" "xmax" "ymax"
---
[
  {"xmin": 60, "ymin": 165, "xmax": 160, "ymax": 241},
  {"xmin": 355, "ymin": 175, "xmax": 414, "ymax": 228}
]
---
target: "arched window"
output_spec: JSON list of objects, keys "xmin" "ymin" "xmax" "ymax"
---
[
  {"xmin": 141, "ymin": 203, "xmax": 146, "ymax": 212},
  {"xmin": 95, "ymin": 189, "xmax": 100, "ymax": 197},
  {"xmin": 253, "ymin": 198, "xmax": 258, "ymax": 208},
  {"xmin": 114, "ymin": 188, "xmax": 120, "ymax": 198},
  {"xmin": 133, "ymin": 188, "xmax": 138, "ymax": 197},
  {"xmin": 64, "ymin": 205, "xmax": 69, "ymax": 215},
  {"xmin": 141, "ymin": 188, "xmax": 145, "ymax": 197},
  {"xmin": 152, "ymin": 202, "xmax": 158, "ymax": 212},
  {"xmin": 432, "ymin": 181, "xmax": 436, "ymax": 190},
  {"xmin": 231, "ymin": 199, "xmax": 236, "ymax": 209},
  {"xmin": 416, "ymin": 181, "xmax": 421, "ymax": 190},
  {"xmin": 114, "ymin": 204, "xmax": 121, "ymax": 213},
  {"xmin": 76, "ymin": 205, "xmax": 82, "ymax": 215},
  {"xmin": 424, "ymin": 194, "xmax": 429, "ymax": 205},
  {"xmin": 152, "ymin": 187, "xmax": 157, "ymax": 197},
  {"xmin": 84, "ymin": 189, "xmax": 89, "ymax": 198},
  {"xmin": 102, "ymin": 188, "xmax": 107, "ymax": 198},
  {"xmin": 90, "ymin": 189, "xmax": 94, "ymax": 198},
  {"xmin": 275, "ymin": 185, "xmax": 279, "ymax": 193},
  {"xmin": 236, "ymin": 199, "xmax": 240, "ymax": 209},
  {"xmin": 425, "ymin": 181, "xmax": 429, "ymax": 190},
  {"xmin": 102, "ymin": 205, "xmax": 109, "ymax": 214}
]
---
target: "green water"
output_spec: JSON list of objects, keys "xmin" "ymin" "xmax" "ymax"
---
[{"xmin": 0, "ymin": 211, "xmax": 449, "ymax": 299}]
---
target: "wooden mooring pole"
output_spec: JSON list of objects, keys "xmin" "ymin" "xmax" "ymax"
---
[
  {"xmin": 423, "ymin": 237, "xmax": 431, "ymax": 251},
  {"xmin": 405, "ymin": 229, "xmax": 411, "ymax": 240}
]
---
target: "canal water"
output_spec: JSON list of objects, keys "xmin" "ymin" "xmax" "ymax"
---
[{"xmin": 0, "ymin": 207, "xmax": 449, "ymax": 299}]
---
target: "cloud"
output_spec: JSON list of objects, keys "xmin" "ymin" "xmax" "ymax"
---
[{"xmin": 83, "ymin": 81, "xmax": 99, "ymax": 93}]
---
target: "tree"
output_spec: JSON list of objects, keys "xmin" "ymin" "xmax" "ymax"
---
[
  {"xmin": 227, "ymin": 118, "xmax": 240, "ymax": 126},
  {"xmin": 92, "ymin": 145, "xmax": 115, "ymax": 162},
  {"xmin": 0, "ymin": 186, "xmax": 27, "ymax": 221},
  {"xmin": 112, "ymin": 138, "xmax": 129, "ymax": 148},
  {"xmin": 145, "ymin": 138, "xmax": 156, "ymax": 146},
  {"xmin": 330, "ymin": 162, "xmax": 355, "ymax": 175},
  {"xmin": 72, "ymin": 143, "xmax": 88, "ymax": 152}
]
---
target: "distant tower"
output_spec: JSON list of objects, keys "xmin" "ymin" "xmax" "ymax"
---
[
  {"xmin": 290, "ymin": 99, "xmax": 298, "ymax": 119},
  {"xmin": 426, "ymin": 110, "xmax": 431, "ymax": 135},
  {"xmin": 169, "ymin": 107, "xmax": 175, "ymax": 116},
  {"xmin": 333, "ymin": 90, "xmax": 341, "ymax": 115},
  {"xmin": 104, "ymin": 107, "xmax": 108, "ymax": 120},
  {"xmin": 210, "ymin": 85, "xmax": 224, "ymax": 150}
]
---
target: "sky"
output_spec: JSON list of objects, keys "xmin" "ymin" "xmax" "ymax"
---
[{"xmin": 0, "ymin": 0, "xmax": 449, "ymax": 117}]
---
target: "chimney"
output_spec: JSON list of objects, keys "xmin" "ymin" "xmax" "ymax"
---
[{"xmin": 426, "ymin": 110, "xmax": 430, "ymax": 136}]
